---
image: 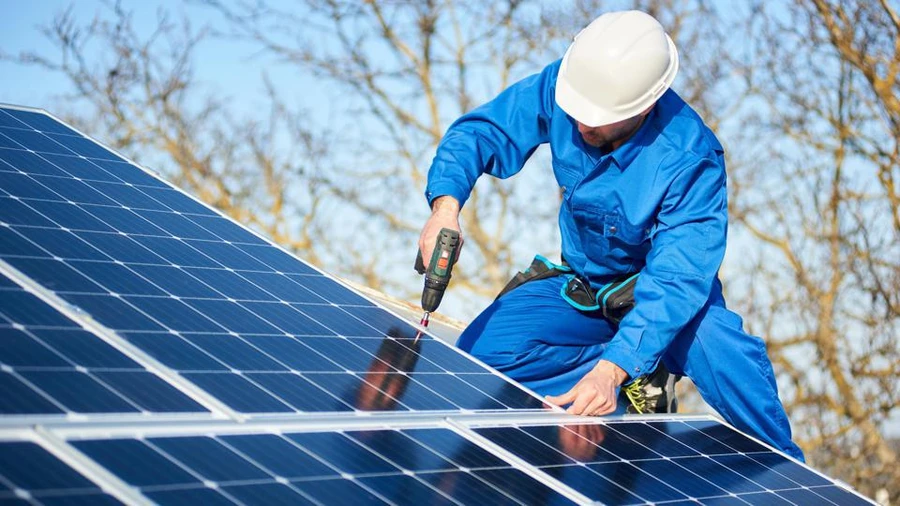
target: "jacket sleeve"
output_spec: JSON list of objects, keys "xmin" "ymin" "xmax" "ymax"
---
[
  {"xmin": 425, "ymin": 61, "xmax": 560, "ymax": 207},
  {"xmin": 601, "ymin": 155, "xmax": 728, "ymax": 379}
]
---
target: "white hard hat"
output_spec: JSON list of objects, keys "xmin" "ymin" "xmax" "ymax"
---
[{"xmin": 555, "ymin": 10, "xmax": 679, "ymax": 127}]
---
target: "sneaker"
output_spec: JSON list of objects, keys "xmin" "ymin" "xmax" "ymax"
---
[{"xmin": 622, "ymin": 363, "xmax": 678, "ymax": 414}]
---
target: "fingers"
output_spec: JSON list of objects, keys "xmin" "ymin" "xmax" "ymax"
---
[{"xmin": 545, "ymin": 389, "xmax": 577, "ymax": 408}]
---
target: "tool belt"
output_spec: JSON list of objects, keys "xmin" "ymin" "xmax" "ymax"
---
[{"xmin": 497, "ymin": 255, "xmax": 639, "ymax": 324}]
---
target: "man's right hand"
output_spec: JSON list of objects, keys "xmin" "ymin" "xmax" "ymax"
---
[{"xmin": 418, "ymin": 196, "xmax": 463, "ymax": 267}]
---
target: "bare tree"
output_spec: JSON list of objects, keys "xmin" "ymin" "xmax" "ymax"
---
[
  {"xmin": 728, "ymin": 0, "xmax": 899, "ymax": 498},
  {"xmin": 2, "ymin": 3, "xmax": 336, "ymax": 268}
]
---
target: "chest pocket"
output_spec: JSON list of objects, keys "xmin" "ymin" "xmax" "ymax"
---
[{"xmin": 572, "ymin": 208, "xmax": 651, "ymax": 271}]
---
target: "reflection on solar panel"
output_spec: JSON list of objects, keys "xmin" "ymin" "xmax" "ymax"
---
[{"xmin": 0, "ymin": 104, "xmax": 873, "ymax": 505}]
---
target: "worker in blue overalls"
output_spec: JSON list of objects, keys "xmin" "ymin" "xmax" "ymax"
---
[{"xmin": 417, "ymin": 10, "xmax": 804, "ymax": 461}]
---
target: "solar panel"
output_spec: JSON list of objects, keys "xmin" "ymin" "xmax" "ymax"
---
[
  {"xmin": 0, "ymin": 270, "xmax": 206, "ymax": 416},
  {"xmin": 0, "ymin": 104, "xmax": 544, "ymax": 415},
  {"xmin": 0, "ymin": 103, "xmax": 874, "ymax": 505},
  {"xmin": 0, "ymin": 440, "xmax": 124, "ymax": 505}
]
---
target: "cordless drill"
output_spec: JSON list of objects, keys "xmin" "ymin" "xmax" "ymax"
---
[{"xmin": 414, "ymin": 228, "xmax": 461, "ymax": 333}]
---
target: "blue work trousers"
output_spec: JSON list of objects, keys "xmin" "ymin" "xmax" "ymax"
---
[{"xmin": 457, "ymin": 277, "xmax": 804, "ymax": 462}]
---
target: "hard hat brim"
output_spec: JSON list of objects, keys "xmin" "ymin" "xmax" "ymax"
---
[{"xmin": 555, "ymin": 33, "xmax": 679, "ymax": 127}]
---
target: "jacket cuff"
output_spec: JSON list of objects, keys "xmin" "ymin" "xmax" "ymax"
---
[{"xmin": 601, "ymin": 343, "xmax": 649, "ymax": 383}]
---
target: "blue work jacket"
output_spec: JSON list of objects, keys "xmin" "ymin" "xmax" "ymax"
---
[{"xmin": 425, "ymin": 59, "xmax": 728, "ymax": 379}]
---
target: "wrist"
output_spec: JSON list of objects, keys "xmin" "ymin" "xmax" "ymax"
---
[
  {"xmin": 595, "ymin": 359, "xmax": 629, "ymax": 386},
  {"xmin": 431, "ymin": 196, "xmax": 460, "ymax": 215}
]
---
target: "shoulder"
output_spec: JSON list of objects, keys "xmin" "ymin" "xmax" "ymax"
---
[{"xmin": 648, "ymin": 90, "xmax": 724, "ymax": 171}]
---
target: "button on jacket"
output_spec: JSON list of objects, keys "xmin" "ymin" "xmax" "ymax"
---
[{"xmin": 425, "ymin": 59, "xmax": 728, "ymax": 378}]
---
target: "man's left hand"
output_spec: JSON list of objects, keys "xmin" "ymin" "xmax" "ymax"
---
[{"xmin": 545, "ymin": 360, "xmax": 629, "ymax": 416}]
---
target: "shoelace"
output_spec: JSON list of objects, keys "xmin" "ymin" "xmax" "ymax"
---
[{"xmin": 622, "ymin": 377, "xmax": 649, "ymax": 414}]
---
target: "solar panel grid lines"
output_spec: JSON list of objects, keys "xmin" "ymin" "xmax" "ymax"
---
[
  {"xmin": 461, "ymin": 417, "xmax": 877, "ymax": 506},
  {"xmin": 0, "ymin": 431, "xmax": 145, "ymax": 506},
  {"xmin": 0, "ymin": 104, "xmax": 548, "ymax": 417},
  {"xmin": 0, "ymin": 262, "xmax": 233, "ymax": 420}
]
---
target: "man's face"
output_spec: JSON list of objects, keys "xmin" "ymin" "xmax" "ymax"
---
[{"xmin": 576, "ymin": 114, "xmax": 645, "ymax": 148}]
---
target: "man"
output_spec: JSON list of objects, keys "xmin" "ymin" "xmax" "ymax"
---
[{"xmin": 417, "ymin": 10, "xmax": 803, "ymax": 460}]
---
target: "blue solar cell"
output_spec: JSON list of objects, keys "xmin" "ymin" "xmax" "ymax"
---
[
  {"xmin": 234, "ymin": 272, "xmax": 322, "ymax": 303},
  {"xmin": 181, "ymin": 299, "xmax": 281, "ymax": 334},
  {"xmin": 80, "ymin": 205, "xmax": 168, "ymax": 235},
  {"xmin": 135, "ymin": 187, "xmax": 219, "ymax": 215},
  {"xmin": 5, "ymin": 257, "xmax": 106, "ymax": 293},
  {"xmin": 0, "ymin": 129, "xmax": 74, "ymax": 155},
  {"xmin": 0, "ymin": 110, "xmax": 30, "ymax": 129},
  {"xmin": 123, "ymin": 297, "xmax": 226, "ymax": 332},
  {"xmin": 121, "ymin": 332, "xmax": 228, "ymax": 371},
  {"xmin": 89, "ymin": 160, "xmax": 169, "ymax": 188},
  {"xmin": 242, "ymin": 336, "xmax": 341, "ymax": 371},
  {"xmin": 519, "ymin": 424, "xmax": 618, "ymax": 464},
  {"xmin": 415, "ymin": 471, "xmax": 521, "ymax": 506},
  {"xmin": 186, "ymin": 215, "xmax": 268, "ymax": 245},
  {"xmin": 240, "ymin": 302, "xmax": 332, "ymax": 335},
  {"xmin": 73, "ymin": 232, "xmax": 164, "ymax": 264},
  {"xmin": 712, "ymin": 453, "xmax": 802, "ymax": 490},
  {"xmin": 0, "ymin": 372, "xmax": 65, "ymax": 414},
  {"xmin": 288, "ymin": 275, "xmax": 374, "ymax": 305},
  {"xmin": 44, "ymin": 133, "xmax": 125, "ymax": 161},
  {"xmin": 72, "ymin": 439, "xmax": 201, "ymax": 487},
  {"xmin": 0, "ymin": 289, "xmax": 77, "ymax": 327},
  {"xmin": 747, "ymin": 452, "xmax": 831, "ymax": 486},
  {"xmin": 93, "ymin": 372, "xmax": 206, "ymax": 412},
  {"xmin": 586, "ymin": 462, "xmax": 687, "ymax": 503},
  {"xmin": 18, "ymin": 371, "xmax": 140, "ymax": 413},
  {"xmin": 356, "ymin": 474, "xmax": 454, "ymax": 505},
  {"xmin": 28, "ymin": 328, "xmax": 141, "ymax": 368},
  {"xmin": 294, "ymin": 305, "xmax": 375, "ymax": 336},
  {"xmin": 126, "ymin": 265, "xmax": 220, "ymax": 298},
  {"xmin": 475, "ymin": 468, "xmax": 579, "ymax": 506},
  {"xmin": 2, "ymin": 109, "xmax": 81, "ymax": 136},
  {"xmin": 542, "ymin": 464, "xmax": 645, "ymax": 504},
  {"xmin": 37, "ymin": 492, "xmax": 125, "ymax": 506},
  {"xmin": 129, "ymin": 236, "xmax": 211, "ymax": 265},
  {"xmin": 183, "ymin": 240, "xmax": 272, "ymax": 270},
  {"xmin": 219, "ymin": 434, "xmax": 338, "ymax": 479},
  {"xmin": 61, "ymin": 294, "xmax": 165, "ymax": 331},
  {"xmin": 0, "ymin": 172, "xmax": 62, "ymax": 200},
  {"xmin": 39, "ymin": 154, "xmax": 122, "ymax": 182},
  {"xmin": 234, "ymin": 244, "xmax": 319, "ymax": 274},
  {"xmin": 404, "ymin": 428, "xmax": 509, "ymax": 469},
  {"xmin": 290, "ymin": 479, "xmax": 386, "ymax": 505},
  {"xmin": 182, "ymin": 334, "xmax": 287, "ymax": 371},
  {"xmin": 1, "ymin": 327, "xmax": 71, "ymax": 367},
  {"xmin": 0, "ymin": 442, "xmax": 96, "ymax": 491},
  {"xmin": 32, "ymin": 176, "xmax": 118, "ymax": 206},
  {"xmin": 88, "ymin": 181, "xmax": 169, "ymax": 211},
  {"xmin": 413, "ymin": 374, "xmax": 507, "ymax": 410},
  {"xmin": 347, "ymin": 430, "xmax": 457, "ymax": 472},
  {"xmin": 181, "ymin": 268, "xmax": 275, "ymax": 300},
  {"xmin": 300, "ymin": 372, "xmax": 377, "ymax": 410},
  {"xmin": 65, "ymin": 261, "xmax": 164, "ymax": 295},
  {"xmin": 144, "ymin": 487, "xmax": 236, "ymax": 506},
  {"xmin": 0, "ymin": 149, "xmax": 69, "ymax": 177},
  {"xmin": 0, "ymin": 227, "xmax": 48, "ymax": 257},
  {"xmin": 24, "ymin": 200, "xmax": 116, "ymax": 232},
  {"xmin": 222, "ymin": 483, "xmax": 318, "ymax": 505},
  {"xmin": 609, "ymin": 421, "xmax": 701, "ymax": 457},
  {"xmin": 134, "ymin": 211, "xmax": 217, "ymax": 240},
  {"xmin": 149, "ymin": 437, "xmax": 271, "ymax": 482},
  {"xmin": 686, "ymin": 419, "xmax": 771, "ymax": 453},
  {"xmin": 300, "ymin": 337, "xmax": 380, "ymax": 370},
  {"xmin": 13, "ymin": 227, "xmax": 107, "ymax": 260},
  {"xmin": 286, "ymin": 432, "xmax": 398, "ymax": 475},
  {"xmin": 458, "ymin": 374, "xmax": 546, "ymax": 409},
  {"xmin": 245, "ymin": 373, "xmax": 353, "ymax": 412},
  {"xmin": 0, "ymin": 197, "xmax": 57, "ymax": 227},
  {"xmin": 0, "ymin": 132, "xmax": 22, "ymax": 150},
  {"xmin": 180, "ymin": 373, "xmax": 294, "ymax": 412}
]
